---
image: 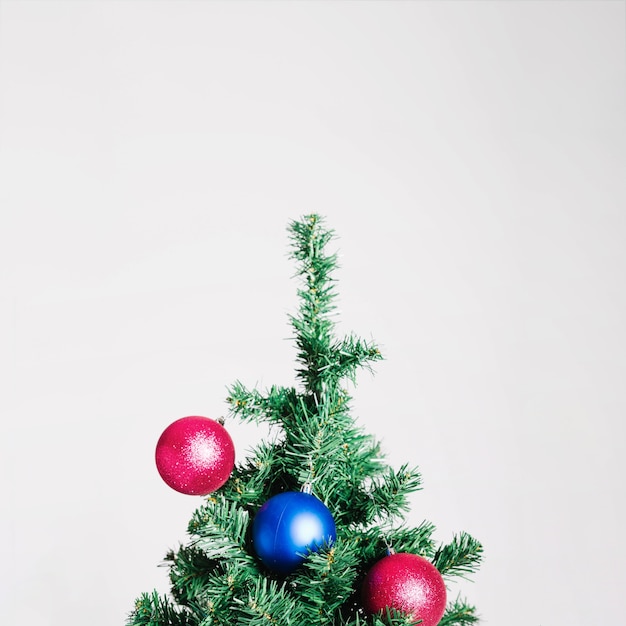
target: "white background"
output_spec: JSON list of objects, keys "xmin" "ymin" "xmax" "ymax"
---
[{"xmin": 1, "ymin": 1, "xmax": 624, "ymax": 625}]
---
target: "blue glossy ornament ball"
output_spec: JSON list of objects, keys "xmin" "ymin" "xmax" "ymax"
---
[{"xmin": 252, "ymin": 491, "xmax": 336, "ymax": 574}]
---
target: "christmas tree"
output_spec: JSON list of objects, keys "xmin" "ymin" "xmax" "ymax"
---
[{"xmin": 128, "ymin": 214, "xmax": 483, "ymax": 626}]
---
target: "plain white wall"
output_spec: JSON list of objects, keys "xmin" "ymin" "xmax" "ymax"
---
[{"xmin": 1, "ymin": 1, "xmax": 624, "ymax": 625}]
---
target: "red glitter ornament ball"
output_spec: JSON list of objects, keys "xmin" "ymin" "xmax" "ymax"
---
[
  {"xmin": 362, "ymin": 552, "xmax": 447, "ymax": 626},
  {"xmin": 155, "ymin": 416, "xmax": 235, "ymax": 495}
]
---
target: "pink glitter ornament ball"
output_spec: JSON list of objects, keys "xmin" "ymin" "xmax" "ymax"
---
[
  {"xmin": 155, "ymin": 416, "xmax": 235, "ymax": 495},
  {"xmin": 362, "ymin": 552, "xmax": 447, "ymax": 626}
]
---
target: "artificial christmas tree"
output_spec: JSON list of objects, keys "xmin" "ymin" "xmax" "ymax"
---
[{"xmin": 128, "ymin": 214, "xmax": 482, "ymax": 626}]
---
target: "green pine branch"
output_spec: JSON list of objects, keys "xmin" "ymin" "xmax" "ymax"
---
[
  {"xmin": 288, "ymin": 214, "xmax": 382, "ymax": 396},
  {"xmin": 294, "ymin": 537, "xmax": 361, "ymax": 621},
  {"xmin": 439, "ymin": 597, "xmax": 480, "ymax": 626},
  {"xmin": 196, "ymin": 560, "xmax": 262, "ymax": 625},
  {"xmin": 347, "ymin": 520, "xmax": 437, "ymax": 565},
  {"xmin": 166, "ymin": 546, "xmax": 221, "ymax": 608},
  {"xmin": 188, "ymin": 495, "xmax": 253, "ymax": 563},
  {"xmin": 366, "ymin": 464, "xmax": 423, "ymax": 521},
  {"xmin": 373, "ymin": 608, "xmax": 419, "ymax": 625},
  {"xmin": 221, "ymin": 441, "xmax": 287, "ymax": 506},
  {"xmin": 232, "ymin": 576, "xmax": 304, "ymax": 626},
  {"xmin": 198, "ymin": 561, "xmax": 259, "ymax": 626},
  {"xmin": 327, "ymin": 334, "xmax": 383, "ymax": 383},
  {"xmin": 128, "ymin": 591, "xmax": 198, "ymax": 626},
  {"xmin": 432, "ymin": 532, "xmax": 484, "ymax": 580},
  {"xmin": 226, "ymin": 383, "xmax": 297, "ymax": 426}
]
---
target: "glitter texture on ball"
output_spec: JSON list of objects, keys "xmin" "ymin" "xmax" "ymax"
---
[
  {"xmin": 361, "ymin": 552, "xmax": 447, "ymax": 626},
  {"xmin": 155, "ymin": 416, "xmax": 235, "ymax": 495}
]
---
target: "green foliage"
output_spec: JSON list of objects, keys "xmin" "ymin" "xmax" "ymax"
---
[
  {"xmin": 127, "ymin": 215, "xmax": 482, "ymax": 626},
  {"xmin": 347, "ymin": 521, "xmax": 438, "ymax": 564},
  {"xmin": 433, "ymin": 533, "xmax": 484, "ymax": 580},
  {"xmin": 438, "ymin": 598, "xmax": 480, "ymax": 626},
  {"xmin": 232, "ymin": 576, "xmax": 304, "ymax": 625},
  {"xmin": 188, "ymin": 495, "xmax": 253, "ymax": 562},
  {"xmin": 128, "ymin": 592, "xmax": 197, "ymax": 626},
  {"xmin": 226, "ymin": 383, "xmax": 297, "ymax": 427}
]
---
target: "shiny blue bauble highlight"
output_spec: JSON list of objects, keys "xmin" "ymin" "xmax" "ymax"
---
[{"xmin": 252, "ymin": 491, "xmax": 336, "ymax": 575}]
